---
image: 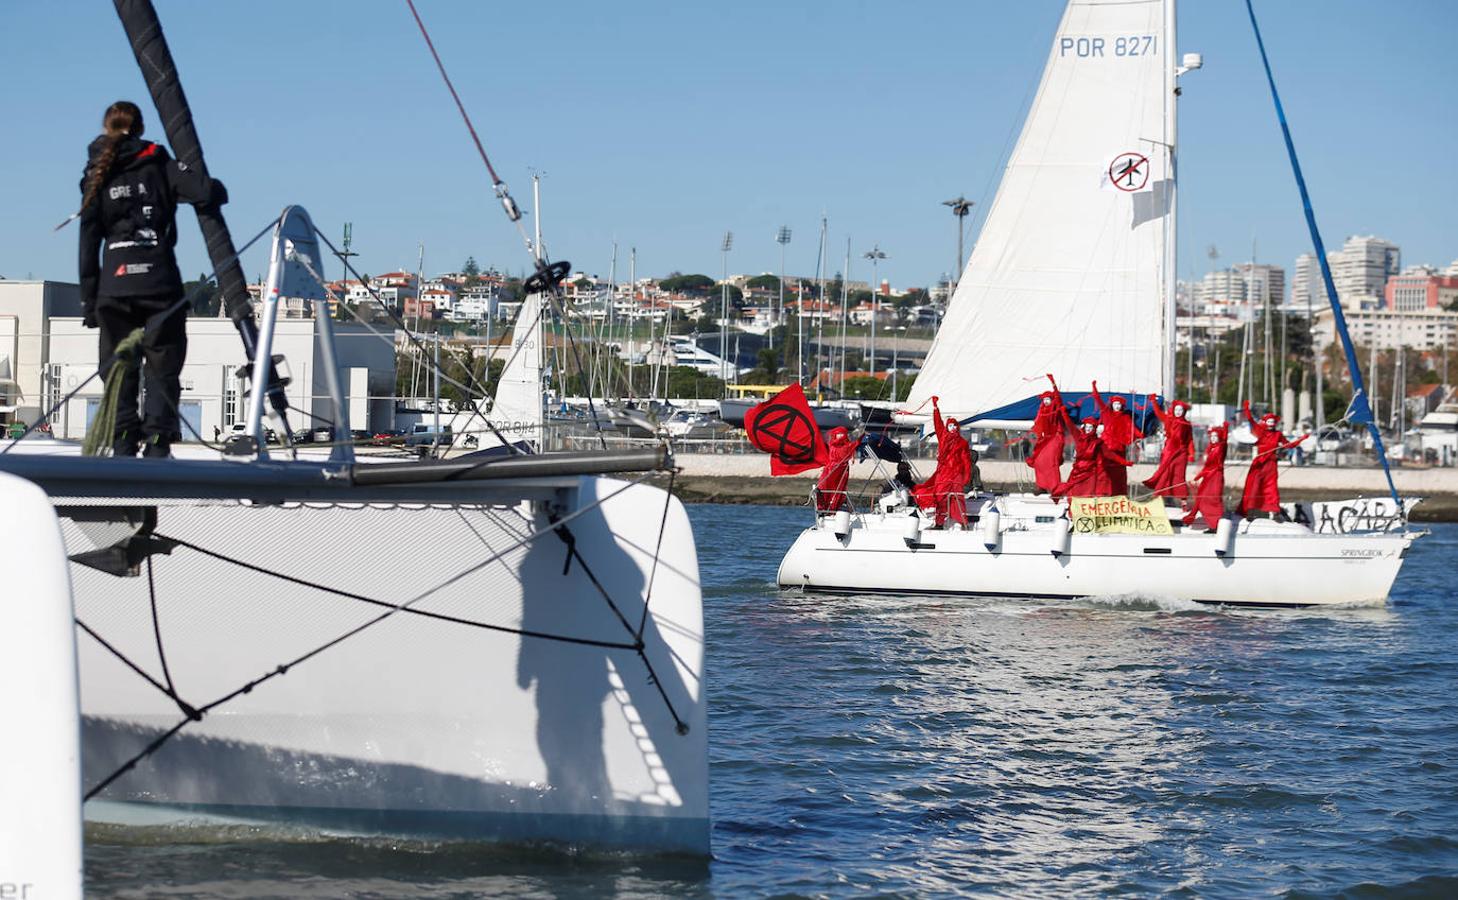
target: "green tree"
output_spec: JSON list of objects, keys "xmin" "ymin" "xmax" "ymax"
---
[
  {"xmin": 745, "ymin": 274, "xmax": 780, "ymax": 290},
  {"xmin": 183, "ymin": 275, "xmax": 223, "ymax": 317},
  {"xmin": 660, "ymin": 273, "xmax": 715, "ymax": 294},
  {"xmin": 462, "ymin": 256, "xmax": 482, "ymax": 287}
]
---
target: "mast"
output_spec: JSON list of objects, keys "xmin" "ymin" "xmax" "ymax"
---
[
  {"xmin": 113, "ymin": 0, "xmax": 290, "ymax": 429},
  {"xmin": 1163, "ymin": 0, "xmax": 1179, "ymax": 400}
]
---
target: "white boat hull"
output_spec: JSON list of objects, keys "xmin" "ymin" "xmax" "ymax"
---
[
  {"xmin": 9, "ymin": 463, "xmax": 709, "ymax": 854},
  {"xmin": 777, "ymin": 497, "xmax": 1414, "ymax": 608}
]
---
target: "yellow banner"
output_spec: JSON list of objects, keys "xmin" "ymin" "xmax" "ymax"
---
[{"xmin": 1069, "ymin": 495, "xmax": 1173, "ymax": 536}]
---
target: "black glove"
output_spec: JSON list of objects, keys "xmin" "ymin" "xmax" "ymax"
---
[
  {"xmin": 82, "ymin": 305, "xmax": 98, "ymax": 329},
  {"xmin": 211, "ymin": 178, "xmax": 229, "ymax": 207}
]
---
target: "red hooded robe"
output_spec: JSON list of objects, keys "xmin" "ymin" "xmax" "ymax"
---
[
  {"xmin": 1091, "ymin": 382, "xmax": 1143, "ymax": 496},
  {"xmin": 1239, "ymin": 403, "xmax": 1308, "ymax": 516},
  {"xmin": 815, "ymin": 427, "xmax": 857, "ymax": 512},
  {"xmin": 1182, "ymin": 423, "xmax": 1228, "ymax": 529},
  {"xmin": 1027, "ymin": 390, "xmax": 1066, "ymax": 494},
  {"xmin": 1052, "ymin": 415, "xmax": 1115, "ymax": 500},
  {"xmin": 1143, "ymin": 395, "xmax": 1194, "ymax": 500},
  {"xmin": 915, "ymin": 398, "xmax": 971, "ymax": 527}
]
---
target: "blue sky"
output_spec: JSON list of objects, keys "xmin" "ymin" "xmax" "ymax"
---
[{"xmin": 2, "ymin": 0, "xmax": 1454, "ymax": 291}]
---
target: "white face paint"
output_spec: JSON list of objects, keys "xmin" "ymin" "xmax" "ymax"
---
[
  {"xmin": 1096, "ymin": 424, "xmax": 1106, "ymax": 437},
  {"xmin": 1175, "ymin": 407, "xmax": 1187, "ymax": 418},
  {"xmin": 1042, "ymin": 397, "xmax": 1051, "ymax": 406},
  {"xmin": 1111, "ymin": 400, "xmax": 1124, "ymax": 412}
]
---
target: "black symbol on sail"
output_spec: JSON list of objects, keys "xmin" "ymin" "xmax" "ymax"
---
[
  {"xmin": 750, "ymin": 404, "xmax": 818, "ymax": 464},
  {"xmin": 1108, "ymin": 153, "xmax": 1150, "ymax": 192}
]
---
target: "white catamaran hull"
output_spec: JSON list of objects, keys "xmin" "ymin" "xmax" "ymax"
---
[
  {"xmin": 2, "ymin": 456, "xmax": 708, "ymax": 855},
  {"xmin": 778, "ymin": 500, "xmax": 1413, "ymax": 608}
]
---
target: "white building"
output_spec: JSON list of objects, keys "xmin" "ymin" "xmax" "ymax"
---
[
  {"xmin": 0, "ymin": 280, "xmax": 84, "ymax": 426},
  {"xmin": 1192, "ymin": 263, "xmax": 1285, "ymax": 313},
  {"xmin": 2, "ymin": 280, "xmax": 396, "ymax": 438},
  {"xmin": 1295, "ymin": 236, "xmax": 1400, "ymax": 310},
  {"xmin": 1313, "ymin": 306, "xmax": 1458, "ymax": 354},
  {"xmin": 1331, "ymin": 235, "xmax": 1400, "ymax": 308}
]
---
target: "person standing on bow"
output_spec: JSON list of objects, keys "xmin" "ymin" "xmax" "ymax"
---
[
  {"xmin": 1091, "ymin": 380, "xmax": 1143, "ymax": 496},
  {"xmin": 78, "ymin": 100, "xmax": 227, "ymax": 458},
  {"xmin": 1143, "ymin": 394, "xmax": 1195, "ymax": 502},
  {"xmin": 1182, "ymin": 423, "xmax": 1229, "ymax": 531},
  {"xmin": 815, "ymin": 426, "xmax": 858, "ymax": 513},
  {"xmin": 1026, "ymin": 374, "xmax": 1067, "ymax": 494},
  {"xmin": 921, "ymin": 396, "xmax": 972, "ymax": 528},
  {"xmin": 1239, "ymin": 401, "xmax": 1309, "ymax": 519}
]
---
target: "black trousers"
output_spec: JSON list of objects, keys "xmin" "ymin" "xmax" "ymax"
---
[{"xmin": 95, "ymin": 294, "xmax": 189, "ymax": 446}]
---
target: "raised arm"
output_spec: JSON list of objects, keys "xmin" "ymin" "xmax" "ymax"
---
[
  {"xmin": 1148, "ymin": 393, "xmax": 1169, "ymax": 427},
  {"xmin": 1242, "ymin": 399, "xmax": 1257, "ymax": 428},
  {"xmin": 1091, "ymin": 380, "xmax": 1107, "ymax": 415},
  {"xmin": 932, "ymin": 396, "xmax": 947, "ymax": 440}
]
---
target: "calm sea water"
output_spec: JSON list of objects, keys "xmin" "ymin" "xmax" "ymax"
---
[{"xmin": 87, "ymin": 505, "xmax": 1458, "ymax": 898}]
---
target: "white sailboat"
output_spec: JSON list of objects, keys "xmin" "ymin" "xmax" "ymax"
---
[{"xmin": 777, "ymin": 0, "xmax": 1420, "ymax": 608}]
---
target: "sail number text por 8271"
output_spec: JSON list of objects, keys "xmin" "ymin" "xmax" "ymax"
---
[{"xmin": 1059, "ymin": 35, "xmax": 1157, "ymax": 58}]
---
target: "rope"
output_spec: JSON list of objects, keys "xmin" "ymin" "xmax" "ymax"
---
[
  {"xmin": 2, "ymin": 216, "xmax": 278, "ymax": 455},
  {"xmin": 80, "ymin": 327, "xmax": 145, "ymax": 456},
  {"xmin": 80, "ymin": 471, "xmax": 687, "ymax": 798}
]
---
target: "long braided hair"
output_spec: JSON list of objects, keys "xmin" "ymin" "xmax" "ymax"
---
[{"xmin": 79, "ymin": 101, "xmax": 144, "ymax": 213}]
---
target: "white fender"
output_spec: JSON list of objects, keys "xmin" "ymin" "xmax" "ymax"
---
[
  {"xmin": 832, "ymin": 509, "xmax": 853, "ymax": 539},
  {"xmin": 1051, "ymin": 517, "xmax": 1072, "ymax": 557},
  {"xmin": 1213, "ymin": 517, "xmax": 1235, "ymax": 557},
  {"xmin": 902, "ymin": 514, "xmax": 922, "ymax": 547},
  {"xmin": 981, "ymin": 509, "xmax": 1002, "ymax": 550},
  {"xmin": 0, "ymin": 472, "xmax": 82, "ymax": 899}
]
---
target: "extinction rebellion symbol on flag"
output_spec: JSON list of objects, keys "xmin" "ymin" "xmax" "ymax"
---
[{"xmin": 744, "ymin": 383, "xmax": 829, "ymax": 476}]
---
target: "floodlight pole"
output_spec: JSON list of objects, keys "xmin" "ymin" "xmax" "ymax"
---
[
  {"xmin": 774, "ymin": 226, "xmax": 791, "ymax": 357},
  {"xmin": 863, "ymin": 245, "xmax": 888, "ymax": 378},
  {"xmin": 942, "ymin": 196, "xmax": 973, "ymax": 293},
  {"xmin": 720, "ymin": 231, "xmax": 733, "ymax": 386}
]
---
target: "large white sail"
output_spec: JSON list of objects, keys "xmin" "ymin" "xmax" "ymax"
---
[
  {"xmin": 474, "ymin": 292, "xmax": 544, "ymax": 451},
  {"xmin": 911, "ymin": 0, "xmax": 1171, "ymax": 419}
]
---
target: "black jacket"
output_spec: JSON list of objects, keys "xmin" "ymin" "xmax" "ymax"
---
[{"xmin": 78, "ymin": 136, "xmax": 226, "ymax": 314}]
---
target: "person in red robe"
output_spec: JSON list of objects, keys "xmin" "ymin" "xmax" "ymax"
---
[
  {"xmin": 814, "ymin": 426, "xmax": 857, "ymax": 512},
  {"xmin": 1091, "ymin": 381, "xmax": 1144, "ymax": 496},
  {"xmin": 1142, "ymin": 395, "xmax": 1194, "ymax": 501},
  {"xmin": 1239, "ymin": 401, "xmax": 1310, "ymax": 518},
  {"xmin": 1049, "ymin": 414, "xmax": 1102, "ymax": 498},
  {"xmin": 1026, "ymin": 376, "xmax": 1067, "ymax": 494},
  {"xmin": 1182, "ymin": 422, "xmax": 1228, "ymax": 530},
  {"xmin": 916, "ymin": 396, "xmax": 972, "ymax": 528}
]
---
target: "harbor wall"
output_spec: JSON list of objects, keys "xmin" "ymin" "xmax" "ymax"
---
[{"xmin": 666, "ymin": 454, "xmax": 1458, "ymax": 521}]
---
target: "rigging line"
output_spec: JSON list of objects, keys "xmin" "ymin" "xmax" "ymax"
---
[
  {"xmin": 84, "ymin": 717, "xmax": 191, "ymax": 801},
  {"xmin": 403, "ymin": 0, "xmax": 535, "ymax": 259},
  {"xmin": 312, "ymin": 228, "xmax": 526, "ymax": 455},
  {"xmin": 74, "ymin": 619, "xmax": 198, "ymax": 721},
  {"xmin": 145, "ymin": 557, "xmax": 177, "ymax": 697},
  {"xmin": 1, "ymin": 215, "xmax": 279, "ymax": 454},
  {"xmin": 539, "ymin": 290, "xmax": 610, "ymax": 449},
  {"xmin": 157, "ymin": 533, "xmax": 639, "ymax": 651},
  {"xmin": 1242, "ymin": 0, "xmax": 1401, "ymax": 512},
  {"xmin": 554, "ymin": 521, "xmax": 688, "ymax": 735},
  {"xmin": 637, "ymin": 468, "xmax": 675, "ymax": 640},
  {"xmin": 84, "ymin": 471, "xmax": 664, "ymax": 799}
]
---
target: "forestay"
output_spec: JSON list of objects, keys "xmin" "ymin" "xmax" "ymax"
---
[{"xmin": 910, "ymin": 0, "xmax": 1170, "ymax": 420}]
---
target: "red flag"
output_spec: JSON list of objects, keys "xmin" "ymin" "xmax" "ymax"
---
[{"xmin": 743, "ymin": 383, "xmax": 829, "ymax": 475}]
